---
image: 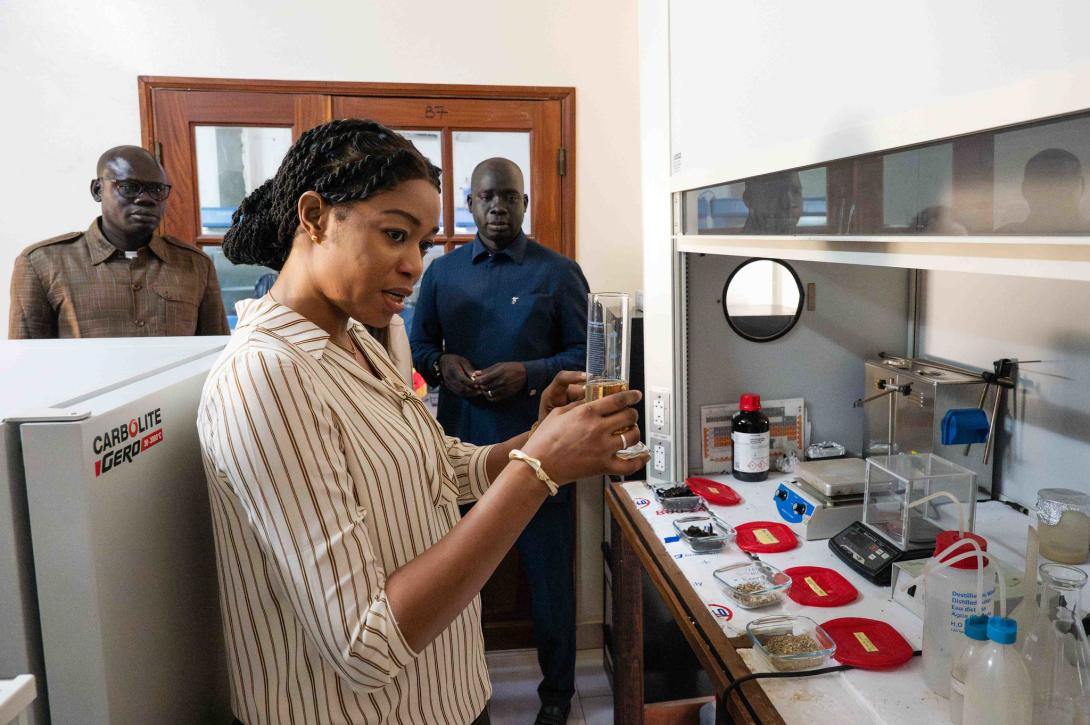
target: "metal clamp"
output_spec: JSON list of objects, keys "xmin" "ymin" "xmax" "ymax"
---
[{"xmin": 852, "ymin": 379, "xmax": 912, "ymax": 408}]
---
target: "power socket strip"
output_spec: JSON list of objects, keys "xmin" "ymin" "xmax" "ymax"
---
[
  {"xmin": 649, "ymin": 434, "xmax": 671, "ymax": 480},
  {"xmin": 650, "ymin": 388, "xmax": 670, "ymax": 435}
]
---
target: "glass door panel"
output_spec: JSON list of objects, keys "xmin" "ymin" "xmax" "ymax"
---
[
  {"xmin": 194, "ymin": 126, "xmax": 292, "ymax": 236},
  {"xmin": 395, "ymin": 130, "xmax": 445, "ymax": 235},
  {"xmin": 681, "ymin": 107, "xmax": 1090, "ymax": 237},
  {"xmin": 203, "ymin": 246, "xmax": 277, "ymax": 329},
  {"xmin": 452, "ymin": 131, "xmax": 532, "ymax": 235},
  {"xmin": 151, "ymin": 88, "xmax": 325, "ymax": 244}
]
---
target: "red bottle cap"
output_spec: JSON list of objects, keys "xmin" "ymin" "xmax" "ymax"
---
[
  {"xmin": 734, "ymin": 521, "xmax": 797, "ymax": 553},
  {"xmin": 784, "ymin": 566, "xmax": 859, "ymax": 607},
  {"xmin": 739, "ymin": 394, "xmax": 761, "ymax": 412},
  {"xmin": 934, "ymin": 531, "xmax": 989, "ymax": 570},
  {"xmin": 685, "ymin": 477, "xmax": 742, "ymax": 506},
  {"xmin": 821, "ymin": 617, "xmax": 914, "ymax": 670}
]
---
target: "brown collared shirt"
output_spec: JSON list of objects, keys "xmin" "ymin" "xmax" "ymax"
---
[
  {"xmin": 197, "ymin": 297, "xmax": 492, "ymax": 725},
  {"xmin": 9, "ymin": 218, "xmax": 229, "ymax": 338}
]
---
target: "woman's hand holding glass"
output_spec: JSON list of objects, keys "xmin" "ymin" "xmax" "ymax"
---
[
  {"xmin": 523, "ymin": 375, "xmax": 648, "ymax": 483},
  {"xmin": 537, "ymin": 370, "xmax": 589, "ymax": 420}
]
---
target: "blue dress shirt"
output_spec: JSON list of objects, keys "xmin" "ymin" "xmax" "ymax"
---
[{"xmin": 410, "ymin": 233, "xmax": 589, "ymax": 445}]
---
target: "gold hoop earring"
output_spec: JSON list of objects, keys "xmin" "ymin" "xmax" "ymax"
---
[{"xmin": 310, "ymin": 235, "xmax": 319, "ymax": 243}]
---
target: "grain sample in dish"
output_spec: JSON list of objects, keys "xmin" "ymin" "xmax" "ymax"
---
[
  {"xmin": 747, "ymin": 615, "xmax": 837, "ymax": 672},
  {"xmin": 713, "ymin": 561, "xmax": 792, "ymax": 609}
]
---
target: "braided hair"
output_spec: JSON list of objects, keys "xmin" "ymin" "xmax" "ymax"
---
[{"xmin": 222, "ymin": 119, "xmax": 441, "ymax": 270}]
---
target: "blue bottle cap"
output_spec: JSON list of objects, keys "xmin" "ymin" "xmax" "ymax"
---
[
  {"xmin": 964, "ymin": 615, "xmax": 989, "ymax": 641},
  {"xmin": 987, "ymin": 616, "xmax": 1017, "ymax": 644}
]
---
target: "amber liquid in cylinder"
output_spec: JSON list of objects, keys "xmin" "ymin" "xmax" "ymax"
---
[{"xmin": 585, "ymin": 378, "xmax": 629, "ymax": 402}]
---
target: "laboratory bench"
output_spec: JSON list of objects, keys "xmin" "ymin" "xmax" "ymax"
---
[{"xmin": 605, "ymin": 474, "xmax": 1075, "ymax": 725}]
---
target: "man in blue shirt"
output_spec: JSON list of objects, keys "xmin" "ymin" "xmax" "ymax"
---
[{"xmin": 411, "ymin": 157, "xmax": 588, "ymax": 725}]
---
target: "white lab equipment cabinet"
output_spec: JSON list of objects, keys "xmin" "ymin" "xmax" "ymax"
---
[
  {"xmin": 640, "ymin": 0, "xmax": 1090, "ymax": 497},
  {"xmin": 635, "ymin": 2, "xmax": 1090, "ymax": 722},
  {"xmin": 0, "ymin": 338, "xmax": 230, "ymax": 725}
]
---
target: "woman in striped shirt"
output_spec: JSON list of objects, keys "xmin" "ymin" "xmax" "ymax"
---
[{"xmin": 197, "ymin": 119, "xmax": 647, "ymax": 725}]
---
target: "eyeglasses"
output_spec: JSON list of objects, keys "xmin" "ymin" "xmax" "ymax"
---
[{"xmin": 99, "ymin": 178, "xmax": 173, "ymax": 201}]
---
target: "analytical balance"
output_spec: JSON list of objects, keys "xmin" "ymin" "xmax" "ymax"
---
[{"xmin": 829, "ymin": 453, "xmax": 977, "ymax": 585}]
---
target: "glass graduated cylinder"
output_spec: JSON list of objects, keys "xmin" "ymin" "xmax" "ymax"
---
[
  {"xmin": 586, "ymin": 293, "xmax": 645, "ymax": 458},
  {"xmin": 586, "ymin": 292, "xmax": 630, "ymax": 390}
]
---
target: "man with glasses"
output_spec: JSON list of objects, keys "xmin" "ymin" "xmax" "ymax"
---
[{"xmin": 9, "ymin": 145, "xmax": 228, "ymax": 338}]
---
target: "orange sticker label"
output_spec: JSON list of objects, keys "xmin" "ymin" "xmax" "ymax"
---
[
  {"xmin": 804, "ymin": 576, "xmax": 828, "ymax": 597},
  {"xmin": 854, "ymin": 632, "xmax": 879, "ymax": 653},
  {"xmin": 753, "ymin": 528, "xmax": 779, "ymax": 545}
]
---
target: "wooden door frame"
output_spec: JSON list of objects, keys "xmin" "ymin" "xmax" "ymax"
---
[{"xmin": 138, "ymin": 76, "xmax": 577, "ymax": 258}]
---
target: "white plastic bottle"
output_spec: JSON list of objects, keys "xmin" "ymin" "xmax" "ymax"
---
[
  {"xmin": 922, "ymin": 532, "xmax": 995, "ymax": 696},
  {"xmin": 962, "ymin": 616, "xmax": 1032, "ymax": 725},
  {"xmin": 949, "ymin": 615, "xmax": 989, "ymax": 725}
]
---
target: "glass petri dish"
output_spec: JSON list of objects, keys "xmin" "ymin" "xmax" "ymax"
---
[
  {"xmin": 747, "ymin": 615, "xmax": 837, "ymax": 672},
  {"xmin": 673, "ymin": 514, "xmax": 735, "ymax": 553},
  {"xmin": 714, "ymin": 560, "xmax": 792, "ymax": 609}
]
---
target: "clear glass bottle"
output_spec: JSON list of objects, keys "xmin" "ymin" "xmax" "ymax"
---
[
  {"xmin": 1021, "ymin": 563, "xmax": 1090, "ymax": 725},
  {"xmin": 1036, "ymin": 488, "xmax": 1090, "ymax": 564}
]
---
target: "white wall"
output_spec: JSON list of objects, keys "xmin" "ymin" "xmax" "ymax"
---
[{"xmin": 0, "ymin": 0, "xmax": 643, "ymax": 334}]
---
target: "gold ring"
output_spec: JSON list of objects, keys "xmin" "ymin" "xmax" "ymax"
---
[{"xmin": 619, "ymin": 432, "xmax": 629, "ymax": 449}]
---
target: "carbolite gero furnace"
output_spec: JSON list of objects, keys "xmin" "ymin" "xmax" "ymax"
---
[{"xmin": 0, "ymin": 338, "xmax": 231, "ymax": 725}]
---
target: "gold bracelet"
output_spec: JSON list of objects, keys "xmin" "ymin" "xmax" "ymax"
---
[{"xmin": 508, "ymin": 449, "xmax": 559, "ymax": 496}]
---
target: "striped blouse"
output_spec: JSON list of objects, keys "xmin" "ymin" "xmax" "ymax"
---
[{"xmin": 197, "ymin": 296, "xmax": 492, "ymax": 725}]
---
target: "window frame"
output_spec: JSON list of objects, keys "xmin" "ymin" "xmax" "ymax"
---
[{"xmin": 138, "ymin": 76, "xmax": 577, "ymax": 258}]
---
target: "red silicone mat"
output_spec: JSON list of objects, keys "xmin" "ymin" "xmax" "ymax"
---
[
  {"xmin": 784, "ymin": 566, "xmax": 859, "ymax": 607},
  {"xmin": 821, "ymin": 617, "xmax": 914, "ymax": 669},
  {"xmin": 685, "ymin": 477, "xmax": 742, "ymax": 506},
  {"xmin": 734, "ymin": 521, "xmax": 797, "ymax": 554}
]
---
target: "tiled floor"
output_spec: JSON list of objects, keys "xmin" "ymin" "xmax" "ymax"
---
[{"xmin": 486, "ymin": 648, "xmax": 613, "ymax": 725}]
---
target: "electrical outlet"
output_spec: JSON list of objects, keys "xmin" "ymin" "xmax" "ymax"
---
[
  {"xmin": 649, "ymin": 435, "xmax": 671, "ymax": 480},
  {"xmin": 650, "ymin": 388, "xmax": 670, "ymax": 435}
]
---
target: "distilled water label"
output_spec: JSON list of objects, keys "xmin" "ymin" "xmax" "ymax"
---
[{"xmin": 948, "ymin": 588, "xmax": 995, "ymax": 632}]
